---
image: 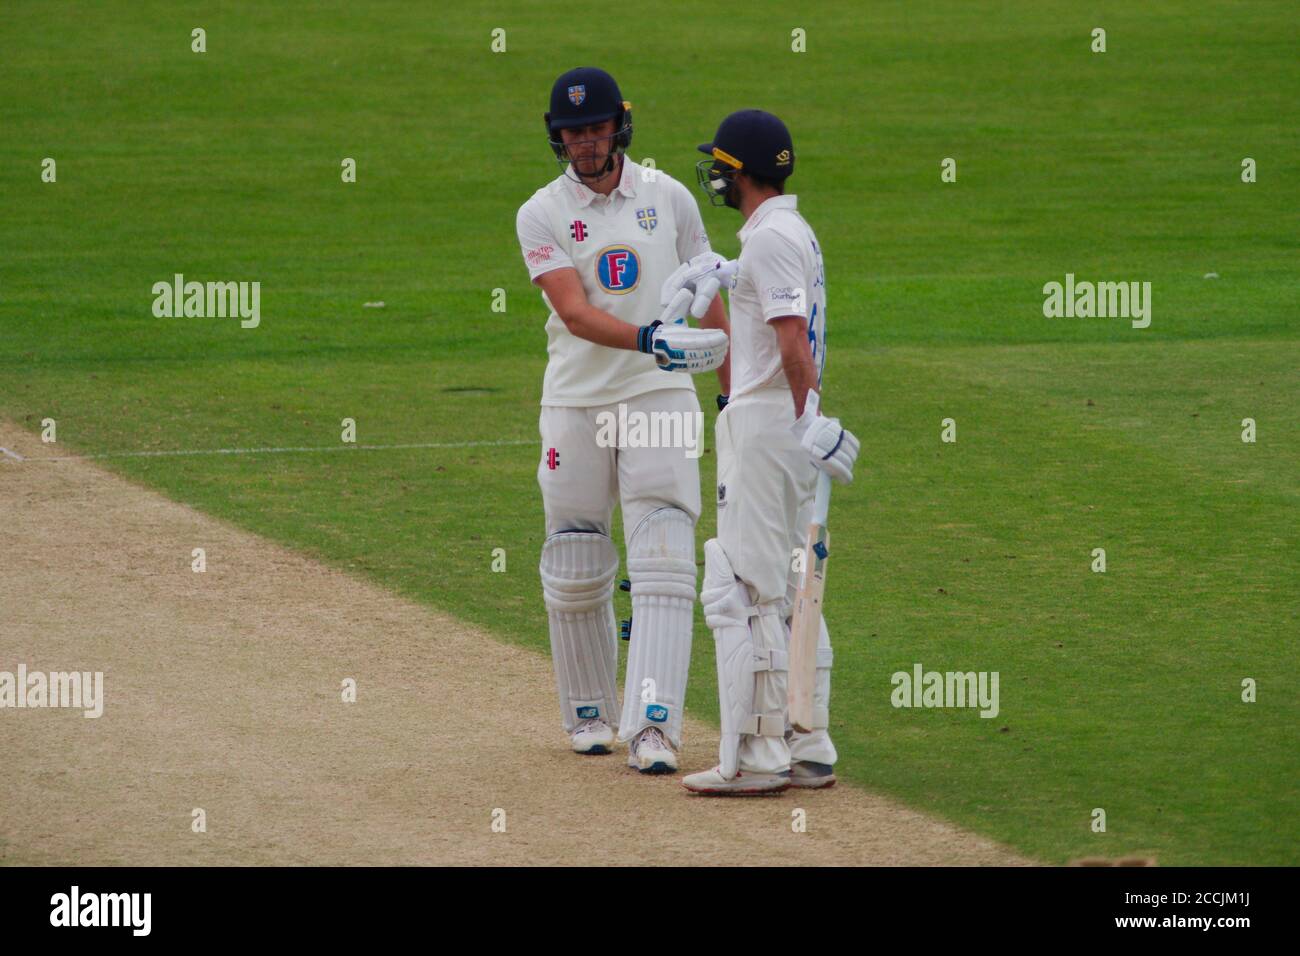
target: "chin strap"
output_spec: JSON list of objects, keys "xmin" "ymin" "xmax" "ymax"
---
[{"xmin": 564, "ymin": 150, "xmax": 622, "ymax": 187}]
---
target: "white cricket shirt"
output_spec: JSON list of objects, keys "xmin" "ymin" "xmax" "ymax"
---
[
  {"xmin": 516, "ymin": 159, "xmax": 713, "ymax": 407},
  {"xmin": 726, "ymin": 195, "xmax": 827, "ymax": 400}
]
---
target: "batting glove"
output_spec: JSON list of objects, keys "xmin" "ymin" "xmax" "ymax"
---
[
  {"xmin": 790, "ymin": 391, "xmax": 860, "ymax": 484},
  {"xmin": 659, "ymin": 252, "xmax": 738, "ymax": 325},
  {"xmin": 637, "ymin": 320, "xmax": 729, "ymax": 374}
]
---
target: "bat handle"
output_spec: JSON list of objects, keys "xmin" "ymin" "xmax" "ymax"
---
[{"xmin": 811, "ymin": 470, "xmax": 832, "ymax": 527}]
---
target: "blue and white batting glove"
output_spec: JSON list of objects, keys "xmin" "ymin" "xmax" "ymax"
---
[{"xmin": 637, "ymin": 320, "xmax": 729, "ymax": 374}]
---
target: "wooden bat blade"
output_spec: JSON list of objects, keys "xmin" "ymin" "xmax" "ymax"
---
[{"xmin": 788, "ymin": 520, "xmax": 829, "ymax": 734}]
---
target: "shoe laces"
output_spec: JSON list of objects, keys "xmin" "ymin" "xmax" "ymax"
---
[
  {"xmin": 576, "ymin": 717, "xmax": 606, "ymax": 735},
  {"xmin": 637, "ymin": 726, "xmax": 667, "ymax": 751}
]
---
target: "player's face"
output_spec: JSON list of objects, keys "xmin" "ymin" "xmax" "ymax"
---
[
  {"xmin": 559, "ymin": 119, "xmax": 619, "ymax": 177},
  {"xmin": 696, "ymin": 158, "xmax": 741, "ymax": 208}
]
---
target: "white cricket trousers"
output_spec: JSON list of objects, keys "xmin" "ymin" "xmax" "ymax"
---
[{"xmin": 715, "ymin": 385, "xmax": 838, "ymax": 771}]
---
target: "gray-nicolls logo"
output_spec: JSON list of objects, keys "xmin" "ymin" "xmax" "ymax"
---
[
  {"xmin": 152, "ymin": 273, "xmax": 261, "ymax": 328},
  {"xmin": 50, "ymin": 886, "xmax": 151, "ymax": 936}
]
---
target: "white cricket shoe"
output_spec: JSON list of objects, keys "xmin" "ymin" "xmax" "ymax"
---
[
  {"xmin": 628, "ymin": 726, "xmax": 678, "ymax": 774},
  {"xmin": 682, "ymin": 766, "xmax": 791, "ymax": 796},
  {"xmin": 571, "ymin": 718, "xmax": 615, "ymax": 755},
  {"xmin": 789, "ymin": 760, "xmax": 837, "ymax": 789}
]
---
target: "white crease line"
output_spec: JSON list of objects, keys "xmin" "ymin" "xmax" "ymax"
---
[
  {"xmin": 17, "ymin": 439, "xmax": 535, "ymax": 462},
  {"xmin": 0, "ymin": 447, "xmax": 26, "ymax": 462}
]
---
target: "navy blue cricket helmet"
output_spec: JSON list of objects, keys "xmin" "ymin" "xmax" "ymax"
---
[
  {"xmin": 696, "ymin": 109, "xmax": 795, "ymax": 206},
  {"xmin": 544, "ymin": 66, "xmax": 633, "ymax": 180}
]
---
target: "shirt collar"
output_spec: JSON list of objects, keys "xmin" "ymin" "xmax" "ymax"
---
[
  {"xmin": 569, "ymin": 158, "xmax": 638, "ymax": 207},
  {"xmin": 738, "ymin": 194, "xmax": 797, "ymax": 241}
]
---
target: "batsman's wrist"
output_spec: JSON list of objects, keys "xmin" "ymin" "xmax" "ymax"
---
[{"xmin": 636, "ymin": 320, "xmax": 663, "ymax": 354}]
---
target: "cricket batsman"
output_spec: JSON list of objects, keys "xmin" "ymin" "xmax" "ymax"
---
[
  {"xmin": 516, "ymin": 67, "xmax": 732, "ymax": 774},
  {"xmin": 666, "ymin": 110, "xmax": 860, "ymax": 795}
]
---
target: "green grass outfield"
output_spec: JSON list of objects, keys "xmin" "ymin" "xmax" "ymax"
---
[{"xmin": 2, "ymin": 1, "xmax": 1296, "ymax": 865}]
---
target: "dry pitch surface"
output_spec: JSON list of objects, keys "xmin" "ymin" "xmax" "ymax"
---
[{"xmin": 0, "ymin": 421, "xmax": 1029, "ymax": 866}]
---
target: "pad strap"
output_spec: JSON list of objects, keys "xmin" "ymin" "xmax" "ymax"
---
[
  {"xmin": 741, "ymin": 712, "xmax": 787, "ymax": 736},
  {"xmin": 750, "ymin": 648, "xmax": 789, "ymax": 673}
]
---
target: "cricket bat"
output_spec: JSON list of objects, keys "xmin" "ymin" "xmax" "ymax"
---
[{"xmin": 788, "ymin": 470, "xmax": 832, "ymax": 734}]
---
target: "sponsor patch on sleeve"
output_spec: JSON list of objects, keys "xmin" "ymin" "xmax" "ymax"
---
[
  {"xmin": 764, "ymin": 285, "xmax": 806, "ymax": 313},
  {"xmin": 526, "ymin": 244, "xmax": 555, "ymax": 266}
]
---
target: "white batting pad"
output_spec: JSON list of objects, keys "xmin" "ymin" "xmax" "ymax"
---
[
  {"xmin": 701, "ymin": 539, "xmax": 790, "ymax": 778},
  {"xmin": 619, "ymin": 508, "xmax": 696, "ymax": 748},
  {"xmin": 789, "ymin": 615, "xmax": 838, "ymax": 765},
  {"xmin": 540, "ymin": 532, "xmax": 621, "ymax": 733}
]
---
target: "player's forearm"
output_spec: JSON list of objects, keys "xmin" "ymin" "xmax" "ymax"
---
[
  {"xmin": 558, "ymin": 303, "xmax": 640, "ymax": 352},
  {"xmin": 774, "ymin": 318, "xmax": 817, "ymax": 417},
  {"xmin": 782, "ymin": 351, "xmax": 817, "ymax": 418},
  {"xmin": 698, "ymin": 296, "xmax": 732, "ymax": 395}
]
